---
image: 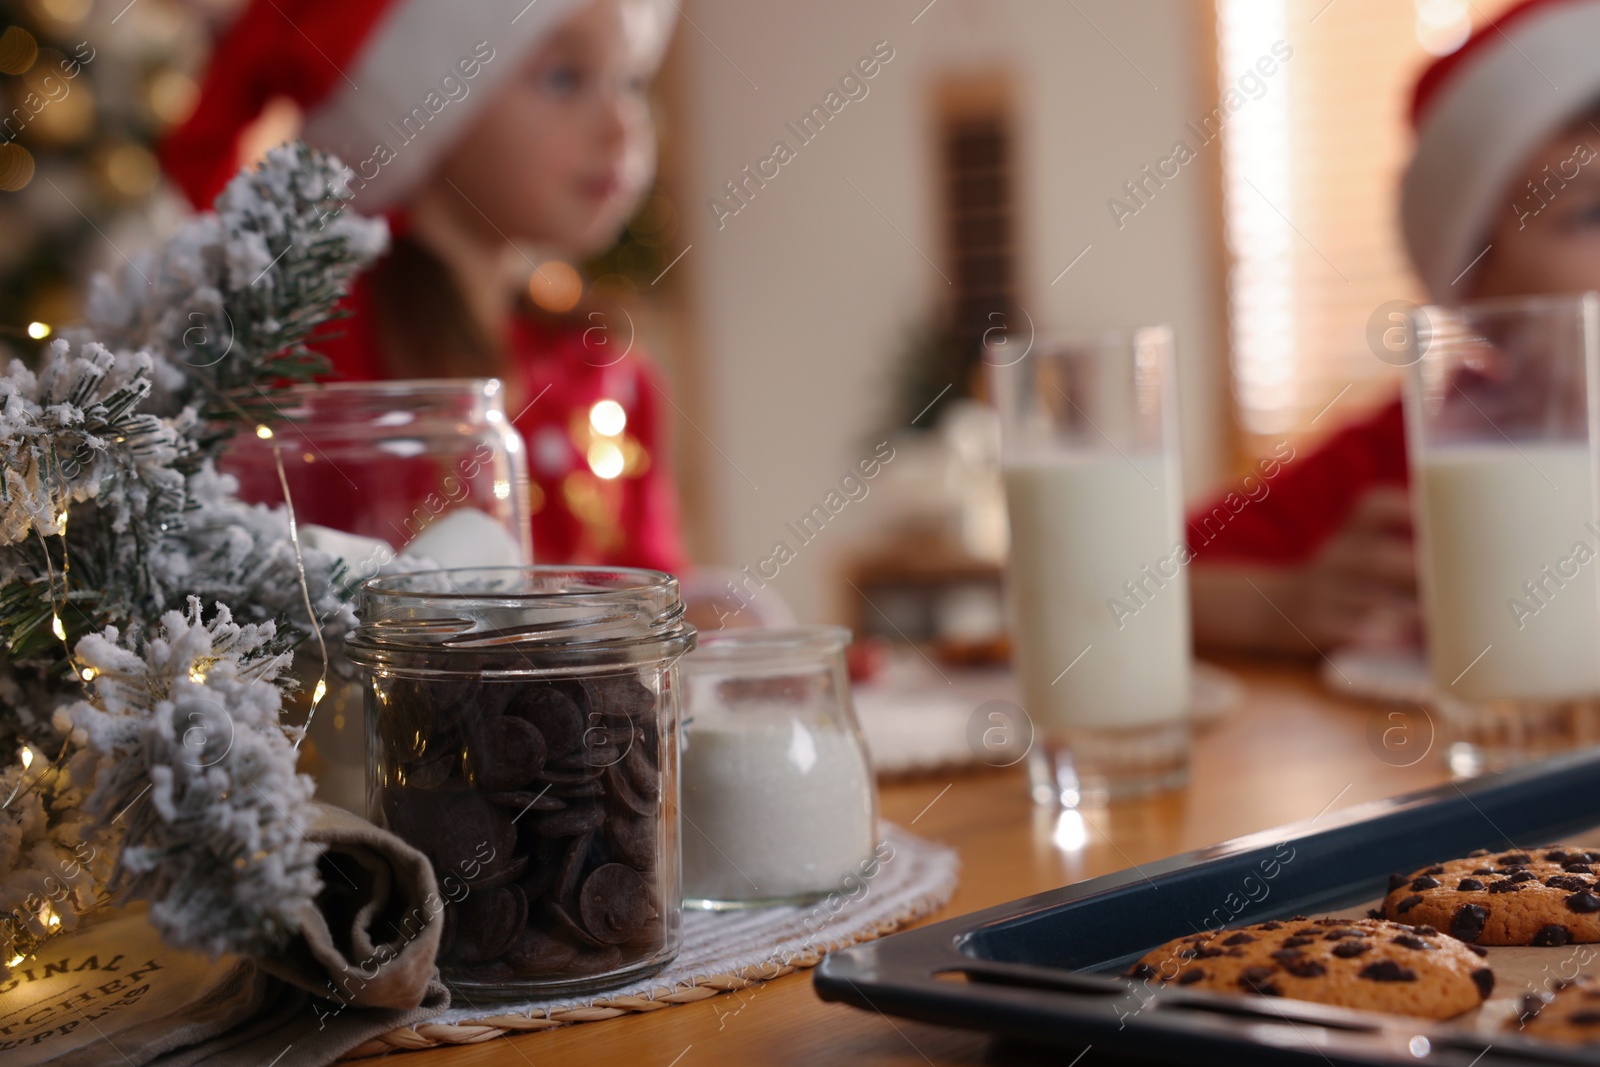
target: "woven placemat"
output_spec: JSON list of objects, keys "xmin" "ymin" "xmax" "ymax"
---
[{"xmin": 341, "ymin": 824, "xmax": 959, "ymax": 1057}]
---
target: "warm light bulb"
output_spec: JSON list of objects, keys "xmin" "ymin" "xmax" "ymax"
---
[
  {"xmin": 587, "ymin": 439, "xmax": 625, "ymax": 480},
  {"xmin": 26, "ymin": 322, "xmax": 50, "ymax": 339},
  {"xmin": 255, "ymin": 425, "xmax": 273, "ymax": 440},
  {"xmin": 51, "ymin": 615, "xmax": 65, "ymax": 641},
  {"xmin": 312, "ymin": 678, "xmax": 327, "ymax": 705},
  {"xmin": 19, "ymin": 747, "xmax": 33, "ymax": 770},
  {"xmin": 6, "ymin": 953, "xmax": 22, "ymax": 968},
  {"xmin": 493, "ymin": 479, "xmax": 511, "ymax": 500},
  {"xmin": 79, "ymin": 667, "xmax": 96, "ymax": 681},
  {"xmin": 189, "ymin": 666, "xmax": 206, "ymax": 683},
  {"xmin": 589, "ymin": 399, "xmax": 626, "ymax": 437}
]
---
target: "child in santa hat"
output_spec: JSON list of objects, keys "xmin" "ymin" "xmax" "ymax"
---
[
  {"xmin": 161, "ymin": 0, "xmax": 687, "ymax": 573},
  {"xmin": 1191, "ymin": 0, "xmax": 1600, "ymax": 654}
]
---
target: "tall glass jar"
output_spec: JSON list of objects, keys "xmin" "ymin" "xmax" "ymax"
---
[
  {"xmin": 222, "ymin": 378, "xmax": 531, "ymax": 562},
  {"xmin": 345, "ymin": 566, "xmax": 695, "ymax": 998},
  {"xmin": 222, "ymin": 379, "xmax": 533, "ymax": 812}
]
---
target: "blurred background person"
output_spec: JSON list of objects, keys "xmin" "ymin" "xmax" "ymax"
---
[
  {"xmin": 161, "ymin": 0, "xmax": 691, "ymax": 573},
  {"xmin": 1188, "ymin": 0, "xmax": 1600, "ymax": 656}
]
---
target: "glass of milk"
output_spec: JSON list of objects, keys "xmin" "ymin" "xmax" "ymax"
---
[
  {"xmin": 987, "ymin": 327, "xmax": 1191, "ymax": 807},
  {"xmin": 678, "ymin": 626, "xmax": 878, "ymax": 909},
  {"xmin": 1406, "ymin": 293, "xmax": 1600, "ymax": 774}
]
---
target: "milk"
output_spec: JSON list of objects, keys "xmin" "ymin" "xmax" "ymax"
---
[
  {"xmin": 1002, "ymin": 453, "xmax": 1191, "ymax": 730},
  {"xmin": 680, "ymin": 718, "xmax": 875, "ymax": 902},
  {"xmin": 1417, "ymin": 443, "xmax": 1600, "ymax": 700}
]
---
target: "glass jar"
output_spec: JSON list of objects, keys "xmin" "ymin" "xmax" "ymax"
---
[
  {"xmin": 679, "ymin": 626, "xmax": 878, "ymax": 909},
  {"xmin": 345, "ymin": 566, "xmax": 694, "ymax": 997},
  {"xmin": 222, "ymin": 379, "xmax": 532, "ymax": 814}
]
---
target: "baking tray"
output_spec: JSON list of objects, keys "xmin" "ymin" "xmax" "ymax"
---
[{"xmin": 814, "ymin": 748, "xmax": 1600, "ymax": 1065}]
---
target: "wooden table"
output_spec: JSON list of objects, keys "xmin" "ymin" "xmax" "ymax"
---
[{"xmin": 394, "ymin": 659, "xmax": 1449, "ymax": 1065}]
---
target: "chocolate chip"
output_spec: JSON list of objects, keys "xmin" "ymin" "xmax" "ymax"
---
[
  {"xmin": 1547, "ymin": 875, "xmax": 1590, "ymax": 892},
  {"xmin": 1331, "ymin": 941, "xmax": 1370, "ymax": 958},
  {"xmin": 604, "ymin": 814, "xmax": 657, "ymax": 870},
  {"xmin": 1194, "ymin": 946, "xmax": 1225, "ymax": 959},
  {"xmin": 448, "ymin": 885, "xmax": 526, "ymax": 965},
  {"xmin": 1410, "ymin": 875, "xmax": 1441, "ymax": 890},
  {"xmin": 1238, "ymin": 966, "xmax": 1280, "ymax": 996},
  {"xmin": 1424, "ymin": 865, "xmax": 1445, "ymax": 875},
  {"xmin": 1388, "ymin": 872, "xmax": 1410, "ymax": 893},
  {"xmin": 1392, "ymin": 935, "xmax": 1430, "ymax": 950},
  {"xmin": 1366, "ymin": 909, "xmax": 1385, "ymax": 920},
  {"xmin": 546, "ymin": 899, "xmax": 606, "ymax": 949},
  {"xmin": 1567, "ymin": 863, "xmax": 1595, "ymax": 875},
  {"xmin": 579, "ymin": 863, "xmax": 652, "ymax": 945},
  {"xmin": 505, "ymin": 926, "xmax": 580, "ymax": 976},
  {"xmin": 603, "ymin": 760, "xmax": 654, "ymax": 816},
  {"xmin": 1472, "ymin": 867, "xmax": 1495, "ymax": 875},
  {"xmin": 1569, "ymin": 892, "xmax": 1600, "ymax": 913},
  {"xmin": 1570, "ymin": 1011, "xmax": 1600, "ymax": 1025},
  {"xmin": 1452, "ymin": 904, "xmax": 1489, "ymax": 942},
  {"xmin": 1127, "ymin": 962, "xmax": 1157, "ymax": 980},
  {"xmin": 1533, "ymin": 924, "xmax": 1572, "ymax": 947},
  {"xmin": 1395, "ymin": 894, "xmax": 1424, "ymax": 913},
  {"xmin": 472, "ymin": 715, "xmax": 548, "ymax": 792},
  {"xmin": 1177, "ymin": 968, "xmax": 1204, "ymax": 985},
  {"xmin": 1293, "ymin": 927, "xmax": 1320, "ymax": 935},
  {"xmin": 1359, "ymin": 961, "xmax": 1417, "ymax": 982},
  {"xmin": 1177, "ymin": 947, "xmax": 1198, "ymax": 960},
  {"xmin": 1282, "ymin": 959, "xmax": 1327, "ymax": 978},
  {"xmin": 1259, "ymin": 922, "xmax": 1283, "ymax": 931},
  {"xmin": 1468, "ymin": 849, "xmax": 1490, "ymax": 857},
  {"xmin": 1221, "ymin": 932, "xmax": 1256, "ymax": 945},
  {"xmin": 1471, "ymin": 968, "xmax": 1494, "ymax": 999},
  {"xmin": 485, "ymin": 788, "xmax": 565, "ymax": 814},
  {"xmin": 534, "ymin": 798, "xmax": 605, "ymax": 837},
  {"xmin": 509, "ymin": 687, "xmax": 585, "ymax": 759},
  {"xmin": 1269, "ymin": 949, "xmax": 1303, "ymax": 960},
  {"xmin": 1467, "ymin": 944, "xmax": 1488, "ymax": 957},
  {"xmin": 1282, "ymin": 936, "xmax": 1315, "ymax": 948},
  {"xmin": 1321, "ymin": 930, "xmax": 1357, "ymax": 940},
  {"xmin": 1456, "ymin": 878, "xmax": 1484, "ymax": 891},
  {"xmin": 1501, "ymin": 853, "xmax": 1532, "ymax": 865},
  {"xmin": 554, "ymin": 831, "xmax": 595, "ymax": 904},
  {"xmin": 1519, "ymin": 993, "xmax": 1546, "ymax": 1022},
  {"xmin": 1412, "ymin": 925, "xmax": 1439, "ymax": 936},
  {"xmin": 402, "ymin": 750, "xmax": 455, "ymax": 789},
  {"xmin": 1508, "ymin": 870, "xmax": 1537, "ymax": 883},
  {"xmin": 562, "ymin": 944, "xmax": 624, "ymax": 977},
  {"xmin": 1486, "ymin": 880, "xmax": 1522, "ymax": 894},
  {"xmin": 1547, "ymin": 850, "xmax": 1572, "ymax": 863}
]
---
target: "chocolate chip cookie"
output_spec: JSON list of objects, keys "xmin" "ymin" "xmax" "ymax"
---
[
  {"xmin": 1126, "ymin": 918, "xmax": 1493, "ymax": 1020},
  {"xmin": 1512, "ymin": 975, "xmax": 1600, "ymax": 1042},
  {"xmin": 1382, "ymin": 848, "xmax": 1600, "ymax": 946}
]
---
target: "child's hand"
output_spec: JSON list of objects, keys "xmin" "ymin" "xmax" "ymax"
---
[
  {"xmin": 1296, "ymin": 487, "xmax": 1419, "ymax": 649},
  {"xmin": 1190, "ymin": 486, "xmax": 1421, "ymax": 655}
]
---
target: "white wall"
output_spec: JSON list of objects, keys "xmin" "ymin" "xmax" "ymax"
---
[{"xmin": 675, "ymin": 0, "xmax": 1228, "ymax": 622}]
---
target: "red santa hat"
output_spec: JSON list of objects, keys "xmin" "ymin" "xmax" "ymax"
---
[
  {"xmin": 1402, "ymin": 0, "xmax": 1600, "ymax": 299},
  {"xmin": 163, "ymin": 0, "xmax": 671, "ymax": 212}
]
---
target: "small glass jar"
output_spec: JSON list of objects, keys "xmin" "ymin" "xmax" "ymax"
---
[
  {"xmin": 679, "ymin": 626, "xmax": 878, "ymax": 909},
  {"xmin": 222, "ymin": 379, "xmax": 532, "ymax": 814},
  {"xmin": 345, "ymin": 566, "xmax": 694, "ymax": 998}
]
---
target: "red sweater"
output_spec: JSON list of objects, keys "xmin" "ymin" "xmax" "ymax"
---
[
  {"xmin": 1187, "ymin": 398, "xmax": 1409, "ymax": 563},
  {"xmin": 303, "ymin": 272, "xmax": 689, "ymax": 574}
]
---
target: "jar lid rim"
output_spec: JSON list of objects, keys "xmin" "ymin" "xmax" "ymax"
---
[
  {"xmin": 687, "ymin": 625, "xmax": 850, "ymax": 660},
  {"xmin": 359, "ymin": 565, "xmax": 679, "ymax": 601}
]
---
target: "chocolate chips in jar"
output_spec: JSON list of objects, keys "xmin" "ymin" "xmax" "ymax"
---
[
  {"xmin": 372, "ymin": 669, "xmax": 672, "ymax": 993},
  {"xmin": 350, "ymin": 566, "xmax": 693, "ymax": 997}
]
